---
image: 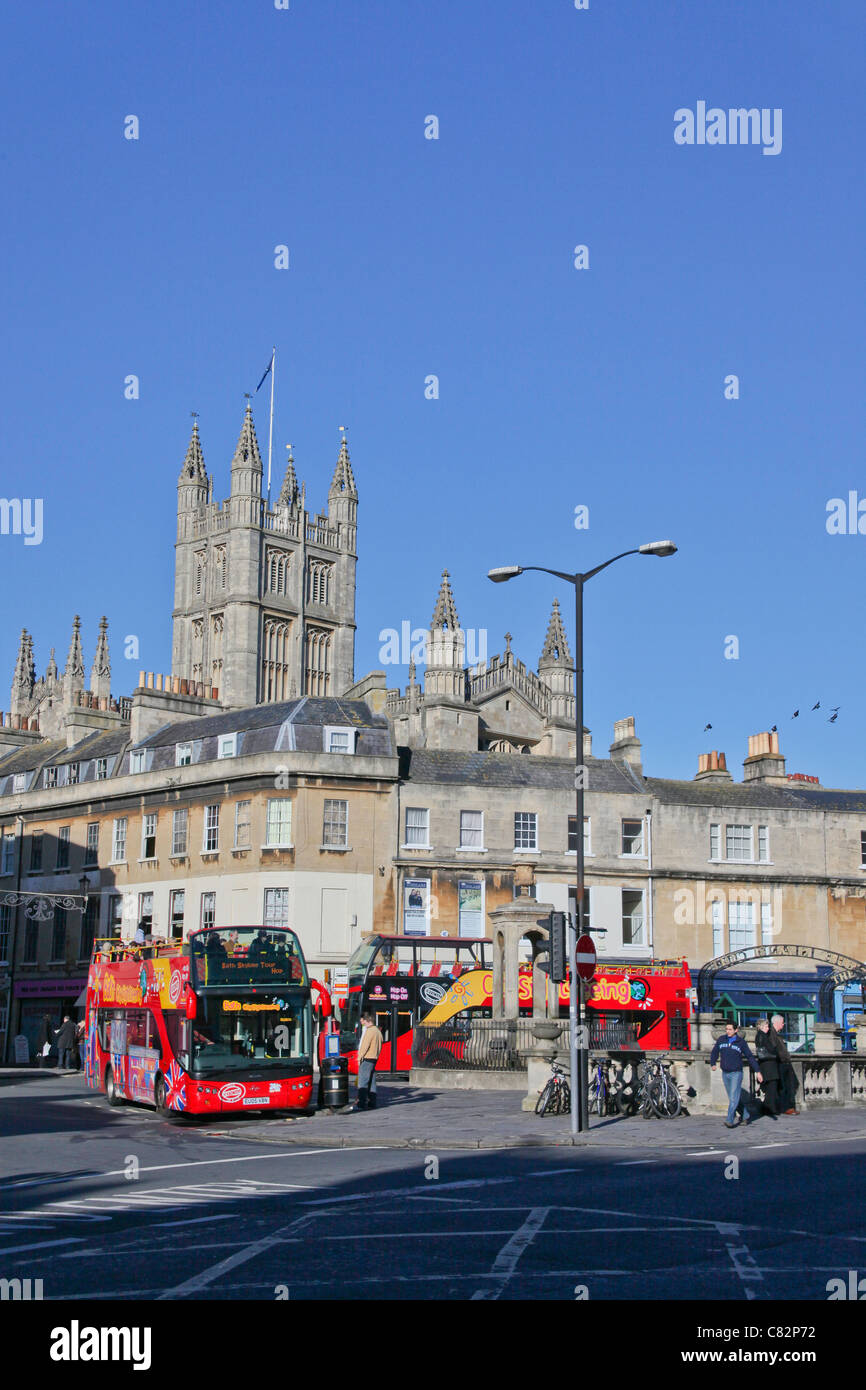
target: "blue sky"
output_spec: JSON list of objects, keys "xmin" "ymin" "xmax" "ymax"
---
[{"xmin": 2, "ymin": 0, "xmax": 864, "ymax": 784}]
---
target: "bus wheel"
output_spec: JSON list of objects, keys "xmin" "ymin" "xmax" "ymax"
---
[
  {"xmin": 105, "ymin": 1066, "xmax": 123, "ymax": 1107},
  {"xmin": 154, "ymin": 1075, "xmax": 167, "ymax": 1113},
  {"xmin": 424, "ymin": 1048, "xmax": 454, "ymax": 1069}
]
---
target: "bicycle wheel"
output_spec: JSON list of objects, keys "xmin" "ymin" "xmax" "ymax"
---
[
  {"xmin": 655, "ymin": 1075, "xmax": 682, "ymax": 1118},
  {"xmin": 560, "ymin": 1081, "xmax": 571, "ymax": 1114},
  {"xmin": 535, "ymin": 1080, "xmax": 555, "ymax": 1116},
  {"xmin": 586, "ymin": 1080, "xmax": 602, "ymax": 1115}
]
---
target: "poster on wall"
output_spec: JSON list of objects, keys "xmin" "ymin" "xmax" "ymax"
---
[
  {"xmin": 458, "ymin": 880, "xmax": 483, "ymax": 937},
  {"xmin": 403, "ymin": 879, "xmax": 430, "ymax": 937}
]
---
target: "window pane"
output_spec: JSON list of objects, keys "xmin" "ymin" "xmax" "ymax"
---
[
  {"xmin": 710, "ymin": 824, "xmax": 721, "ymax": 859},
  {"xmin": 405, "ymin": 808, "xmax": 428, "ymax": 845},
  {"xmin": 726, "ymin": 825, "xmax": 752, "ymax": 862},
  {"xmin": 172, "ymin": 809, "xmax": 188, "ymax": 856},
  {"xmin": 514, "ymin": 812, "xmax": 537, "ymax": 850},
  {"xmin": 56, "ymin": 826, "xmax": 70, "ymax": 870},
  {"xmin": 622, "ymin": 889, "xmax": 644, "ymax": 945},
  {"xmin": 459, "ymin": 811, "xmax": 482, "ymax": 847},
  {"xmin": 264, "ymin": 888, "xmax": 290, "ymax": 927},
  {"xmin": 323, "ymin": 799, "xmax": 348, "ymax": 847},
  {"xmin": 621, "ymin": 819, "xmax": 644, "ymax": 855},
  {"xmin": 200, "ymin": 892, "xmax": 216, "ymax": 931},
  {"xmin": 30, "ymin": 833, "xmax": 43, "ymax": 872},
  {"xmin": 266, "ymin": 799, "xmax": 292, "ymax": 845}
]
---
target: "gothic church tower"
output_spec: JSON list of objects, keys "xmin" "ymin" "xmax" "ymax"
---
[{"xmin": 172, "ymin": 407, "xmax": 357, "ymax": 708}]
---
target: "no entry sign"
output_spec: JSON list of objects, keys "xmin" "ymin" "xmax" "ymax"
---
[{"xmin": 575, "ymin": 933, "xmax": 596, "ymax": 981}]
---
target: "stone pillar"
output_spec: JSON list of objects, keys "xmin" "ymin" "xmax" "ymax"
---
[
  {"xmin": 695, "ymin": 1012, "xmax": 725, "ymax": 1051},
  {"xmin": 488, "ymin": 900, "xmax": 555, "ymax": 1022},
  {"xmin": 812, "ymin": 1021, "xmax": 843, "ymax": 1056},
  {"xmin": 851, "ymin": 1015, "xmax": 866, "ymax": 1053}
]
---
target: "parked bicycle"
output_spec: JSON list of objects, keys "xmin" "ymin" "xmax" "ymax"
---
[
  {"xmin": 587, "ymin": 1056, "xmax": 620, "ymax": 1116},
  {"xmin": 535, "ymin": 1062, "xmax": 571, "ymax": 1117},
  {"xmin": 616, "ymin": 1054, "xmax": 682, "ymax": 1119}
]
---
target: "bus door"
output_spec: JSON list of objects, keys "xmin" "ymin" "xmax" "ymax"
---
[{"xmin": 372, "ymin": 1007, "xmax": 413, "ymax": 1074}]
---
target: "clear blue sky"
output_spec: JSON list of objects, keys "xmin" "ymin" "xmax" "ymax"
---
[{"xmin": 2, "ymin": 1, "xmax": 864, "ymax": 785}]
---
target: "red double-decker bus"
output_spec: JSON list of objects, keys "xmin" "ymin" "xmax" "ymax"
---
[
  {"xmin": 85, "ymin": 926, "xmax": 318, "ymax": 1117},
  {"xmin": 337, "ymin": 935, "xmax": 693, "ymax": 1073}
]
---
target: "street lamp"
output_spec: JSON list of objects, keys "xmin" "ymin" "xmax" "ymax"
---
[{"xmin": 487, "ymin": 541, "xmax": 677, "ymax": 1134}]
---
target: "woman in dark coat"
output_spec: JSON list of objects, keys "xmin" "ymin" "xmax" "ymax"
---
[{"xmin": 754, "ymin": 1018, "xmax": 781, "ymax": 1117}]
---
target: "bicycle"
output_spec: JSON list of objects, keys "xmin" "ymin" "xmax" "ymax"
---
[
  {"xmin": 587, "ymin": 1056, "xmax": 620, "ymax": 1116},
  {"xmin": 535, "ymin": 1062, "xmax": 571, "ymax": 1116},
  {"xmin": 616, "ymin": 1054, "xmax": 681, "ymax": 1118}
]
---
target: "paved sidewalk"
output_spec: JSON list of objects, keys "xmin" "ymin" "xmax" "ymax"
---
[{"xmin": 201, "ymin": 1080, "xmax": 866, "ymax": 1150}]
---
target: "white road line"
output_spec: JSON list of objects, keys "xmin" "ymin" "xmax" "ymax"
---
[
  {"xmin": 152, "ymin": 1214, "xmax": 239, "ymax": 1229},
  {"xmin": 0, "ymin": 1236, "xmax": 85, "ymax": 1255},
  {"xmin": 158, "ymin": 1210, "xmax": 316, "ymax": 1299},
  {"xmin": 723, "ymin": 1238, "xmax": 765, "ymax": 1301},
  {"xmin": 687, "ymin": 1150, "xmax": 723, "ymax": 1156},
  {"xmin": 749, "ymin": 1143, "xmax": 790, "ymax": 1149},
  {"xmin": 303, "ymin": 1177, "xmax": 515, "ymax": 1207},
  {"xmin": 472, "ymin": 1206, "xmax": 551, "ymax": 1301},
  {"xmin": 615, "ymin": 1160, "xmax": 657, "ymax": 1166}
]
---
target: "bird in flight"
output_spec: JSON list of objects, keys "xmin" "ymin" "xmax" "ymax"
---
[
  {"xmin": 703, "ymin": 723, "xmax": 712, "ymax": 733},
  {"xmin": 771, "ymin": 725, "xmax": 778, "ymax": 732},
  {"xmin": 792, "ymin": 710, "xmax": 799, "ymax": 718},
  {"xmin": 811, "ymin": 701, "xmax": 820, "ymax": 710},
  {"xmin": 829, "ymin": 712, "xmax": 839, "ymax": 723}
]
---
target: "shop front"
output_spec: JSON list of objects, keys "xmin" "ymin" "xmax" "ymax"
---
[{"xmin": 13, "ymin": 977, "xmax": 89, "ymax": 1064}]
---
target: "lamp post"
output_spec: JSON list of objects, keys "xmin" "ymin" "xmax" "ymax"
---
[{"xmin": 488, "ymin": 541, "xmax": 677, "ymax": 1134}]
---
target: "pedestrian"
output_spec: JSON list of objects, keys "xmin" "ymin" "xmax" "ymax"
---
[
  {"xmin": 71, "ymin": 1018, "xmax": 86, "ymax": 1071},
  {"xmin": 36, "ymin": 1014, "xmax": 53, "ymax": 1068},
  {"xmin": 710, "ymin": 1020, "xmax": 763, "ymax": 1128},
  {"xmin": 354, "ymin": 1010, "xmax": 383, "ymax": 1112},
  {"xmin": 770, "ymin": 1014, "xmax": 800, "ymax": 1115},
  {"xmin": 753, "ymin": 1018, "xmax": 781, "ymax": 1119},
  {"xmin": 54, "ymin": 1015, "xmax": 78, "ymax": 1071}
]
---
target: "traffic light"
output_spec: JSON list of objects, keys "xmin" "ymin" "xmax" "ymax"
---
[{"xmin": 549, "ymin": 911, "xmax": 567, "ymax": 983}]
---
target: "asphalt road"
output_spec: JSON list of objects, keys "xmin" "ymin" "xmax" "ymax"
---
[{"xmin": 1, "ymin": 1072, "xmax": 864, "ymax": 1303}]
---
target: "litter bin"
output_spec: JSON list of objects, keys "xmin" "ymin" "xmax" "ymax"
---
[{"xmin": 320, "ymin": 1055, "xmax": 349, "ymax": 1109}]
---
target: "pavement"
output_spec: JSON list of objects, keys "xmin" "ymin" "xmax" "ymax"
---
[{"xmin": 4, "ymin": 1067, "xmax": 866, "ymax": 1150}]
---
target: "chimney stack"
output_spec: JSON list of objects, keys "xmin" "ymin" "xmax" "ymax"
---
[
  {"xmin": 695, "ymin": 749, "xmax": 733, "ymax": 783},
  {"xmin": 609, "ymin": 716, "xmax": 642, "ymax": 769},
  {"xmin": 743, "ymin": 730, "xmax": 787, "ymax": 785}
]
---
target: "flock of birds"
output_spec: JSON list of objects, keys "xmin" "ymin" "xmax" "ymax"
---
[{"xmin": 703, "ymin": 702, "xmax": 840, "ymax": 735}]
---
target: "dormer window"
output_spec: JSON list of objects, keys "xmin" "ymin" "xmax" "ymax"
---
[
  {"xmin": 324, "ymin": 726, "xmax": 355, "ymax": 755},
  {"xmin": 44, "ymin": 767, "xmax": 58, "ymax": 788},
  {"xmin": 175, "ymin": 743, "xmax": 192, "ymax": 767},
  {"xmin": 67, "ymin": 763, "xmax": 80, "ymax": 785},
  {"xmin": 95, "ymin": 758, "xmax": 109, "ymax": 781},
  {"xmin": 217, "ymin": 733, "xmax": 237, "ymax": 759},
  {"xmin": 130, "ymin": 750, "xmax": 146, "ymax": 775},
  {"xmin": 12, "ymin": 772, "xmax": 28, "ymax": 794}
]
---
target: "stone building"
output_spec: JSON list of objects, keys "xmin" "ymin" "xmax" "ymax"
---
[{"xmin": 3, "ymin": 406, "xmax": 866, "ymax": 1060}]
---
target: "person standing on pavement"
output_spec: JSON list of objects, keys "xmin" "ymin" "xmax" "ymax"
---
[
  {"xmin": 770, "ymin": 1014, "xmax": 799, "ymax": 1114},
  {"xmin": 355, "ymin": 1011, "xmax": 383, "ymax": 1111},
  {"xmin": 754, "ymin": 1018, "xmax": 781, "ymax": 1118},
  {"xmin": 710, "ymin": 1021, "xmax": 763, "ymax": 1128},
  {"xmin": 54, "ymin": 1016, "xmax": 77, "ymax": 1071}
]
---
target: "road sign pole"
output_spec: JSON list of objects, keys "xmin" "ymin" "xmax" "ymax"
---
[{"xmin": 569, "ymin": 913, "xmax": 578, "ymax": 1135}]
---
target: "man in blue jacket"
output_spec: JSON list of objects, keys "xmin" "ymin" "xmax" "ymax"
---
[{"xmin": 710, "ymin": 1021, "xmax": 763, "ymax": 1127}]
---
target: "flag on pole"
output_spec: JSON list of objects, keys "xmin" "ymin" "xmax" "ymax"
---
[{"xmin": 256, "ymin": 351, "xmax": 274, "ymax": 393}]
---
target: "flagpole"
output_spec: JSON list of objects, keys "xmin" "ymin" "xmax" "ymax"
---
[{"xmin": 267, "ymin": 346, "xmax": 275, "ymax": 508}]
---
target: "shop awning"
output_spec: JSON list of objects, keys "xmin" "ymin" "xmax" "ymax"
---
[
  {"xmin": 74, "ymin": 989, "xmax": 87, "ymax": 1008},
  {"xmin": 715, "ymin": 990, "xmax": 776, "ymax": 1011},
  {"xmin": 765, "ymin": 992, "xmax": 816, "ymax": 1014}
]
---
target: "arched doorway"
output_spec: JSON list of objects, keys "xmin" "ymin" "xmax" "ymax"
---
[{"xmin": 697, "ymin": 944, "xmax": 866, "ymax": 1051}]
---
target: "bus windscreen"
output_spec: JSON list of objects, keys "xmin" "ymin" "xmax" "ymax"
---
[
  {"xmin": 191, "ymin": 990, "xmax": 311, "ymax": 1075},
  {"xmin": 189, "ymin": 928, "xmax": 308, "ymax": 989}
]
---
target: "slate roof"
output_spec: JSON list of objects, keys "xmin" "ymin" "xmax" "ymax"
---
[
  {"xmin": 400, "ymin": 749, "xmax": 646, "ymax": 794},
  {"xmin": 645, "ymin": 777, "xmax": 866, "ymax": 812}
]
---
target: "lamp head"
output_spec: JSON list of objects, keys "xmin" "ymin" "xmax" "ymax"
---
[
  {"xmin": 488, "ymin": 565, "xmax": 523, "ymax": 583},
  {"xmin": 639, "ymin": 540, "xmax": 677, "ymax": 557}
]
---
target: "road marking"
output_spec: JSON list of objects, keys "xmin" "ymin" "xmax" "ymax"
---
[
  {"xmin": 151, "ymin": 1214, "xmax": 238, "ymax": 1229},
  {"xmin": 723, "ymin": 1236, "xmax": 765, "ymax": 1301},
  {"xmin": 0, "ymin": 1236, "xmax": 85, "ymax": 1255},
  {"xmin": 748, "ymin": 1143, "xmax": 789, "ymax": 1150},
  {"xmin": 303, "ymin": 1177, "xmax": 515, "ymax": 1207},
  {"xmin": 686, "ymin": 1150, "xmax": 723, "ymax": 1156},
  {"xmin": 158, "ymin": 1211, "xmax": 316, "ymax": 1299},
  {"xmin": 472, "ymin": 1206, "xmax": 550, "ymax": 1301},
  {"xmin": 615, "ymin": 1160, "xmax": 657, "ymax": 1166}
]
